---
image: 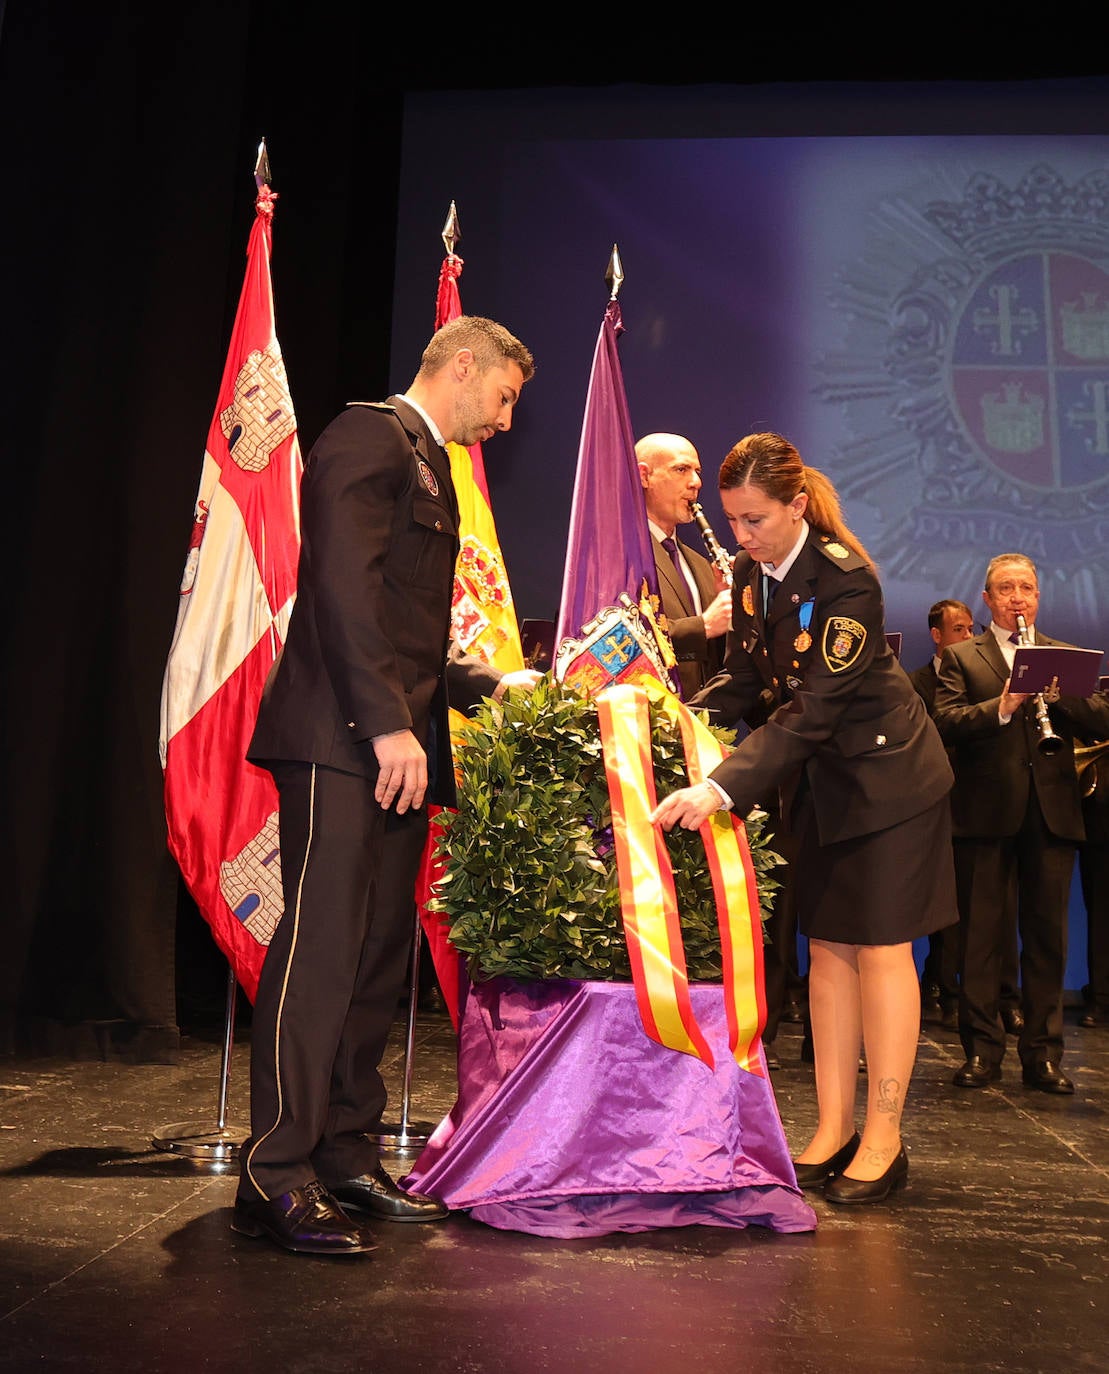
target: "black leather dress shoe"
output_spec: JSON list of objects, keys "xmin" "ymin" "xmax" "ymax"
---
[
  {"xmin": 1078, "ymin": 1004, "xmax": 1108, "ymax": 1028},
  {"xmin": 824, "ymin": 1145, "xmax": 909, "ymax": 1205},
  {"xmin": 1021, "ymin": 1060, "xmax": 1075, "ymax": 1094},
  {"xmin": 230, "ymin": 1180, "xmax": 377, "ymax": 1255},
  {"xmin": 791, "ymin": 1132, "xmax": 860, "ymax": 1190},
  {"xmin": 952, "ymin": 1056, "xmax": 1002, "ymax": 1088},
  {"xmin": 329, "ymin": 1164, "xmax": 448, "ymax": 1222},
  {"xmin": 1001, "ymin": 1006, "xmax": 1025, "ymax": 1035}
]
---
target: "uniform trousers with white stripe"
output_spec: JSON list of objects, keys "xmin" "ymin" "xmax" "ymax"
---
[{"xmin": 240, "ymin": 760, "xmax": 429, "ymax": 1202}]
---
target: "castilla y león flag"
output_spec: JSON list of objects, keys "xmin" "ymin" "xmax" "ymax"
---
[{"xmin": 159, "ymin": 173, "xmax": 302, "ymax": 1003}]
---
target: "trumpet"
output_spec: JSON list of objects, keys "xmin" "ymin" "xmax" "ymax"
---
[
  {"xmin": 690, "ymin": 501, "xmax": 734, "ymax": 588},
  {"xmin": 1015, "ymin": 613, "xmax": 1064, "ymax": 756},
  {"xmin": 1074, "ymin": 738, "xmax": 1109, "ymax": 798}
]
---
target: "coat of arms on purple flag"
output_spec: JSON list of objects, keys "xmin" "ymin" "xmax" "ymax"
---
[{"xmin": 554, "ymin": 298, "xmax": 677, "ymax": 695}]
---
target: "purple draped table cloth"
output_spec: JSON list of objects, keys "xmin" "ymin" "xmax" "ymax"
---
[{"xmin": 401, "ymin": 977, "xmax": 817, "ymax": 1238}]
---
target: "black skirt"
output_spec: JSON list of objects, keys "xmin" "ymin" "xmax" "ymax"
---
[{"xmin": 795, "ymin": 793, "xmax": 958, "ymax": 946}]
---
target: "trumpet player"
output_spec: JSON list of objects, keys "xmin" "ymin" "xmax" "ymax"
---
[
  {"xmin": 635, "ymin": 434, "xmax": 733, "ymax": 698},
  {"xmin": 934, "ymin": 554, "xmax": 1109, "ymax": 1095}
]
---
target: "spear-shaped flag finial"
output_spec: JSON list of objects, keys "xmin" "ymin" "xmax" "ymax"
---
[
  {"xmin": 605, "ymin": 243, "xmax": 624, "ymax": 300},
  {"xmin": 442, "ymin": 200, "xmax": 461, "ymax": 258},
  {"xmin": 254, "ymin": 138, "xmax": 272, "ymax": 190}
]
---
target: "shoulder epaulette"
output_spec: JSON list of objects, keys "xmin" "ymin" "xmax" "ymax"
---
[
  {"xmin": 813, "ymin": 534, "xmax": 867, "ymax": 572},
  {"xmin": 345, "ymin": 400, "xmax": 395, "ymax": 412}
]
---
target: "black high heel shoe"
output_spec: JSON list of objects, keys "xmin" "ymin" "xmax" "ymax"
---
[
  {"xmin": 791, "ymin": 1132, "xmax": 860, "ymax": 1190},
  {"xmin": 824, "ymin": 1145, "xmax": 908, "ymax": 1204}
]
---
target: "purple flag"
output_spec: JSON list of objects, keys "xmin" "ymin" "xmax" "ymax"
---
[{"xmin": 556, "ymin": 301, "xmax": 661, "ymax": 649}]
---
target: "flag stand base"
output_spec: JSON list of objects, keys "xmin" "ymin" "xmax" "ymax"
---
[
  {"xmin": 151, "ymin": 1123, "xmax": 246, "ymax": 1164},
  {"xmin": 368, "ymin": 1120, "xmax": 435, "ymax": 1154},
  {"xmin": 152, "ymin": 964, "xmax": 247, "ymax": 1166}
]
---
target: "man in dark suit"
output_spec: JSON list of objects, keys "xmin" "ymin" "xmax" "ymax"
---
[
  {"xmin": 934, "ymin": 554, "xmax": 1109, "ymax": 1094},
  {"xmin": 635, "ymin": 433, "xmax": 732, "ymax": 699},
  {"xmin": 233, "ymin": 317, "xmax": 535, "ymax": 1254}
]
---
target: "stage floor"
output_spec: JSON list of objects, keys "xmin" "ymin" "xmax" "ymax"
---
[{"xmin": 1, "ymin": 1003, "xmax": 1107, "ymax": 1373}]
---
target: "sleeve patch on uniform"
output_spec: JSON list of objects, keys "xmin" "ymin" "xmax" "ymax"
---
[{"xmin": 822, "ymin": 616, "xmax": 867, "ymax": 672}]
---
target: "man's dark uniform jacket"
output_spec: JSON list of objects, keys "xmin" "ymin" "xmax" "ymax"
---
[
  {"xmin": 249, "ymin": 397, "xmax": 500, "ymax": 792},
  {"xmin": 694, "ymin": 534, "xmax": 952, "ymax": 846},
  {"xmin": 652, "ymin": 532, "xmax": 725, "ymax": 700}
]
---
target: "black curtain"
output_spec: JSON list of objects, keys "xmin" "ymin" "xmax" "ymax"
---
[{"xmin": 0, "ymin": 0, "xmax": 400, "ymax": 1056}]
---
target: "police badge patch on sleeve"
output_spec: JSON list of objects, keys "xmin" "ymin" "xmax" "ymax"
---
[{"xmin": 822, "ymin": 616, "xmax": 867, "ymax": 672}]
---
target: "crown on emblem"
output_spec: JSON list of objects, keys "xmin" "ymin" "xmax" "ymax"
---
[{"xmin": 925, "ymin": 166, "xmax": 1109, "ymax": 257}]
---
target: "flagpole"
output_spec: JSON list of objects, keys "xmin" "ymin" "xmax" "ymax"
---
[
  {"xmin": 370, "ymin": 200, "xmax": 467, "ymax": 1156},
  {"xmin": 152, "ymin": 962, "xmax": 247, "ymax": 1165}
]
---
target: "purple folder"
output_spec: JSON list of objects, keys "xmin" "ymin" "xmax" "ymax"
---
[{"xmin": 1010, "ymin": 646, "xmax": 1103, "ymax": 696}]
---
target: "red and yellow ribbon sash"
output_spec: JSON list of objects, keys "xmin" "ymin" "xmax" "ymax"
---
[{"xmin": 596, "ymin": 681, "xmax": 767, "ymax": 1074}]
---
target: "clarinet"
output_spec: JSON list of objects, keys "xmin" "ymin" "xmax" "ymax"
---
[
  {"xmin": 1015, "ymin": 613, "xmax": 1064, "ymax": 755},
  {"xmin": 690, "ymin": 502, "xmax": 734, "ymax": 588}
]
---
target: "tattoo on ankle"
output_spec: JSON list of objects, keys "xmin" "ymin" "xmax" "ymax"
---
[{"xmin": 876, "ymin": 1076, "xmax": 902, "ymax": 1118}]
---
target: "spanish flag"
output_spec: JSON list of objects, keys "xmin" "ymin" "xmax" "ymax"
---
[{"xmin": 416, "ymin": 208, "xmax": 526, "ymax": 1025}]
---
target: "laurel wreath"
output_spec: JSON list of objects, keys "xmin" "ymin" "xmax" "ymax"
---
[{"xmin": 429, "ymin": 677, "xmax": 785, "ymax": 982}]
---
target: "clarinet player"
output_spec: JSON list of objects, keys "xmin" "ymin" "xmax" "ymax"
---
[
  {"xmin": 933, "ymin": 553, "xmax": 1109, "ymax": 1094},
  {"xmin": 635, "ymin": 434, "xmax": 733, "ymax": 699}
]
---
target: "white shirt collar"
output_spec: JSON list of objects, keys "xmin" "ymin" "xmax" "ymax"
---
[
  {"xmin": 762, "ymin": 520, "xmax": 809, "ymax": 582},
  {"xmin": 991, "ymin": 620, "xmax": 1031, "ymax": 650},
  {"xmin": 397, "ymin": 393, "xmax": 447, "ymax": 449}
]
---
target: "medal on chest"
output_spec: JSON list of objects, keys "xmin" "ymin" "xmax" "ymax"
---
[
  {"xmin": 742, "ymin": 584, "xmax": 755, "ymax": 618},
  {"xmin": 794, "ymin": 598, "xmax": 814, "ymax": 653}
]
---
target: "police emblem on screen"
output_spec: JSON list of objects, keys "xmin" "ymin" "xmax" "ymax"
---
[{"xmin": 816, "ymin": 162, "xmax": 1109, "ymax": 639}]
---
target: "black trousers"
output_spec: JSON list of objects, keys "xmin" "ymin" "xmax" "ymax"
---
[
  {"xmin": 240, "ymin": 762, "xmax": 428, "ymax": 1201},
  {"xmin": 954, "ymin": 795, "xmax": 1075, "ymax": 1068}
]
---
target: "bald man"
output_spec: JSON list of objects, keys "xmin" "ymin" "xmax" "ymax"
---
[{"xmin": 636, "ymin": 433, "xmax": 732, "ymax": 699}]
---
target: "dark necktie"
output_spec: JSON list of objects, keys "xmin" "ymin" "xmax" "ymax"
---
[
  {"xmin": 661, "ymin": 536, "xmax": 683, "ymax": 576},
  {"xmin": 1009, "ymin": 631, "xmax": 1020, "ymax": 644},
  {"xmin": 763, "ymin": 574, "xmax": 778, "ymax": 618}
]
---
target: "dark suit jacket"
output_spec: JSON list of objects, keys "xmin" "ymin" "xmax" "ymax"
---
[
  {"xmin": 933, "ymin": 628, "xmax": 1109, "ymax": 842},
  {"xmin": 248, "ymin": 397, "xmax": 500, "ymax": 807},
  {"xmin": 653, "ymin": 533, "xmax": 725, "ymax": 699},
  {"xmin": 693, "ymin": 532, "xmax": 952, "ymax": 845},
  {"xmin": 908, "ymin": 660, "xmax": 938, "ymax": 713}
]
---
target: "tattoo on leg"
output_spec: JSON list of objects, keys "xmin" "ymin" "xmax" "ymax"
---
[{"xmin": 876, "ymin": 1076, "xmax": 902, "ymax": 1119}]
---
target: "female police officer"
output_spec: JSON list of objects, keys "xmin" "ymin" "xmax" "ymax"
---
[{"xmin": 651, "ymin": 433, "xmax": 956, "ymax": 1204}]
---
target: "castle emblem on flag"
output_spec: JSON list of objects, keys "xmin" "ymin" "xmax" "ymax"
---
[
  {"xmin": 218, "ymin": 811, "xmax": 284, "ymax": 945},
  {"xmin": 219, "ymin": 347, "xmax": 297, "ymax": 472}
]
